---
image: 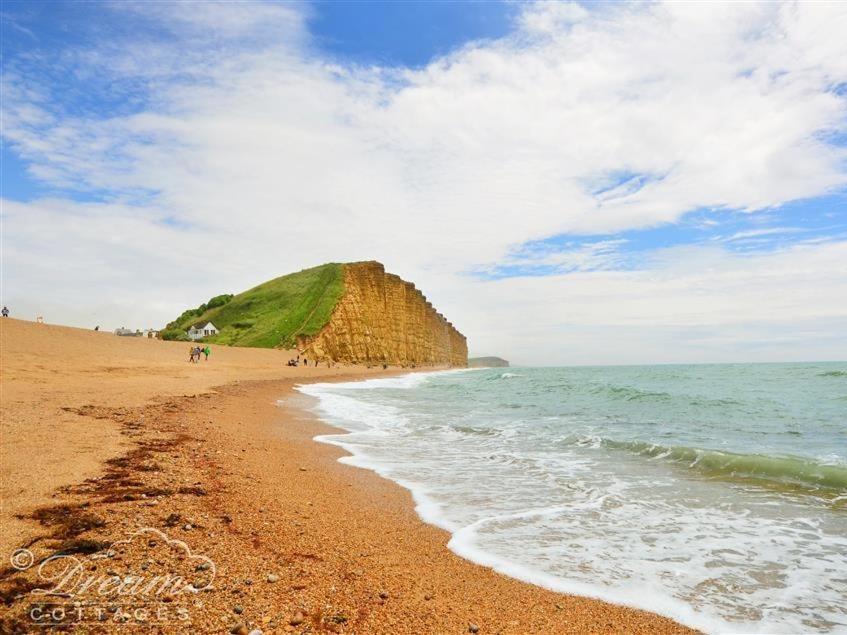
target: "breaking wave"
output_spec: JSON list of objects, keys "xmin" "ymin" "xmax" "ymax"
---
[{"xmin": 600, "ymin": 439, "xmax": 847, "ymax": 491}]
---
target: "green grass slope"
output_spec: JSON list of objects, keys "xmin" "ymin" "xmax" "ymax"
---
[{"xmin": 162, "ymin": 263, "xmax": 344, "ymax": 348}]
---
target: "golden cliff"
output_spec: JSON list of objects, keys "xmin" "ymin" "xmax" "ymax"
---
[{"xmin": 299, "ymin": 262, "xmax": 467, "ymax": 367}]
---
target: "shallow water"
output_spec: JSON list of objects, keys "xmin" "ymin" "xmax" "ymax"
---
[{"xmin": 297, "ymin": 363, "xmax": 847, "ymax": 634}]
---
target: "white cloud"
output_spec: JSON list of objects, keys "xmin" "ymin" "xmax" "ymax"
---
[
  {"xmin": 488, "ymin": 239, "xmax": 627, "ymax": 274},
  {"xmin": 118, "ymin": 0, "xmax": 308, "ymax": 40},
  {"xmin": 2, "ymin": 0, "xmax": 846, "ymax": 363},
  {"xmin": 721, "ymin": 227, "xmax": 802, "ymax": 242},
  {"xmin": 455, "ymin": 240, "xmax": 847, "ymax": 364},
  {"xmin": 518, "ymin": 2, "xmax": 589, "ymax": 34}
]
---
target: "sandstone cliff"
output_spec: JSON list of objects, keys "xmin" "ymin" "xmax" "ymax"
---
[{"xmin": 299, "ymin": 262, "xmax": 467, "ymax": 367}]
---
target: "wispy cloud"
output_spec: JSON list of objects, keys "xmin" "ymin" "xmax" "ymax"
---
[
  {"xmin": 1, "ymin": 12, "xmax": 37, "ymax": 41},
  {"xmin": 478, "ymin": 239, "xmax": 628, "ymax": 278},
  {"xmin": 721, "ymin": 227, "xmax": 804, "ymax": 242}
]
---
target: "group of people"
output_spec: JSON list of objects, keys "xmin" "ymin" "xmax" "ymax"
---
[
  {"xmin": 186, "ymin": 345, "xmax": 331, "ymax": 366},
  {"xmin": 287, "ymin": 354, "xmax": 312, "ymax": 367},
  {"xmin": 188, "ymin": 345, "xmax": 210, "ymax": 363},
  {"xmin": 286, "ymin": 354, "xmax": 328, "ymax": 368}
]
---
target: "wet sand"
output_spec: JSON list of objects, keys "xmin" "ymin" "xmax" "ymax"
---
[{"xmin": 0, "ymin": 319, "xmax": 694, "ymax": 633}]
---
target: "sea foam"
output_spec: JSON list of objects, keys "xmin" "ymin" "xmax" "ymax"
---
[{"xmin": 294, "ymin": 364, "xmax": 847, "ymax": 634}]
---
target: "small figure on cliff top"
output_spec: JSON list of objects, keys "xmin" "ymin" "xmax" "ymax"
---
[{"xmin": 1, "ymin": 306, "xmax": 8, "ymax": 318}]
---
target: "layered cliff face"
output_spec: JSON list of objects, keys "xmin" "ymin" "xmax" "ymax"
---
[
  {"xmin": 300, "ymin": 262, "xmax": 467, "ymax": 367},
  {"xmin": 163, "ymin": 261, "xmax": 467, "ymax": 367}
]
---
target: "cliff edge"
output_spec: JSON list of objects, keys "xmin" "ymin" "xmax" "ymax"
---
[
  {"xmin": 299, "ymin": 262, "xmax": 467, "ymax": 367},
  {"xmin": 163, "ymin": 261, "xmax": 467, "ymax": 367}
]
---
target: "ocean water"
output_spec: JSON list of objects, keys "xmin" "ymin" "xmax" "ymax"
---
[{"xmin": 296, "ymin": 363, "xmax": 847, "ymax": 634}]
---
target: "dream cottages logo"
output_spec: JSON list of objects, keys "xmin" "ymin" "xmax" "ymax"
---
[{"xmin": 10, "ymin": 527, "xmax": 216, "ymax": 626}]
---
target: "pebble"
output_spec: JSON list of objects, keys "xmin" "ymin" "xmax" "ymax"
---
[
  {"xmin": 469, "ymin": 622, "xmax": 480, "ymax": 633},
  {"xmin": 379, "ymin": 591, "xmax": 389, "ymax": 600},
  {"xmin": 196, "ymin": 562, "xmax": 211, "ymax": 571},
  {"xmin": 289, "ymin": 611, "xmax": 305, "ymax": 626},
  {"xmin": 233, "ymin": 605, "xmax": 244, "ymax": 615},
  {"xmin": 230, "ymin": 624, "xmax": 248, "ymax": 635},
  {"xmin": 184, "ymin": 523, "xmax": 193, "ymax": 531},
  {"xmin": 266, "ymin": 574, "xmax": 279, "ymax": 583}
]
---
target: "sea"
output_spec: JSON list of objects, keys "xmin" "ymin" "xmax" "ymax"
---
[{"xmin": 296, "ymin": 363, "xmax": 847, "ymax": 634}]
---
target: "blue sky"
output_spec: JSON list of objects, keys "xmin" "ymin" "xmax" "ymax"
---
[
  {"xmin": 5, "ymin": 0, "xmax": 845, "ymax": 276},
  {"xmin": 2, "ymin": 1, "xmax": 846, "ymax": 363},
  {"xmin": 2, "ymin": 1, "xmax": 516, "ymax": 198},
  {"xmin": 310, "ymin": 0, "xmax": 517, "ymax": 68},
  {"xmin": 482, "ymin": 193, "xmax": 847, "ymax": 279}
]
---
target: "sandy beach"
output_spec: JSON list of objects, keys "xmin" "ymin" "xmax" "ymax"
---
[{"xmin": 0, "ymin": 319, "xmax": 692, "ymax": 633}]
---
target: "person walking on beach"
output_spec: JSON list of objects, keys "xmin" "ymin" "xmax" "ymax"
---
[
  {"xmin": 203, "ymin": 345, "xmax": 210, "ymax": 361},
  {"xmin": 1, "ymin": 306, "xmax": 8, "ymax": 318}
]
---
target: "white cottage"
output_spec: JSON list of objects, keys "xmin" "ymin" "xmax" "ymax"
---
[{"xmin": 187, "ymin": 322, "xmax": 218, "ymax": 341}]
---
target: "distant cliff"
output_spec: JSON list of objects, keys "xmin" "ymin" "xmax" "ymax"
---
[
  {"xmin": 468, "ymin": 356, "xmax": 509, "ymax": 368},
  {"xmin": 163, "ymin": 261, "xmax": 467, "ymax": 367},
  {"xmin": 299, "ymin": 262, "xmax": 467, "ymax": 367}
]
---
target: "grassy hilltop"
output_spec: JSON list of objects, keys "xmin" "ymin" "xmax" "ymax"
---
[{"xmin": 162, "ymin": 263, "xmax": 344, "ymax": 348}]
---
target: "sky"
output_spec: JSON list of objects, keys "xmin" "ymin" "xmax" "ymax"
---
[{"xmin": 2, "ymin": 0, "xmax": 846, "ymax": 365}]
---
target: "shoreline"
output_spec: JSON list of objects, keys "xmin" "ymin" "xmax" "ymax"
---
[
  {"xmin": 297, "ymin": 371, "xmax": 708, "ymax": 633},
  {"xmin": 0, "ymin": 320, "xmax": 694, "ymax": 633}
]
